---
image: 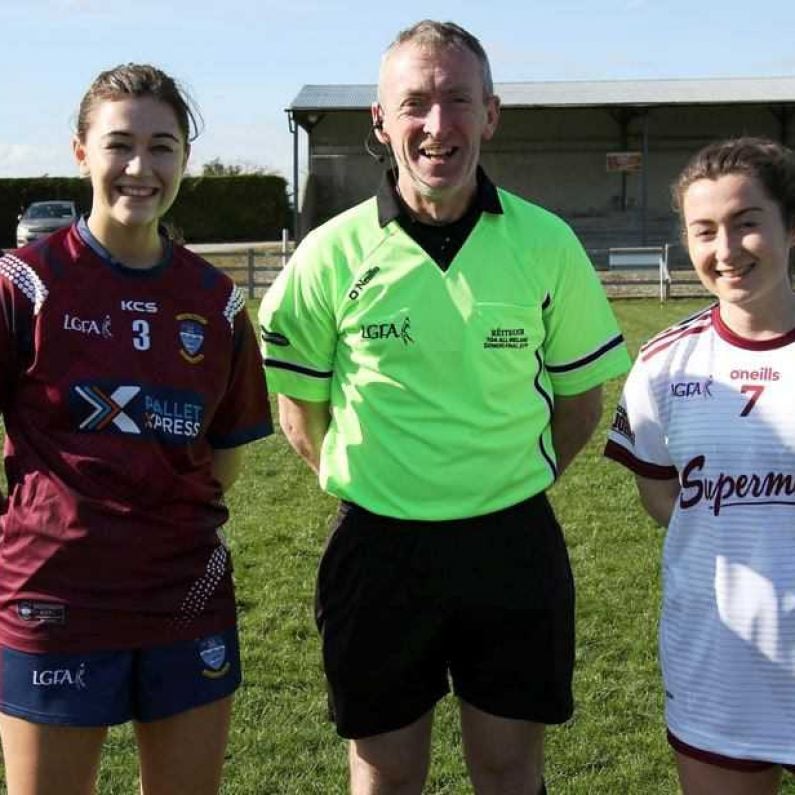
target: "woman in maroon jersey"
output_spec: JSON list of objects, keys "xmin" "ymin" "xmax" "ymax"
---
[{"xmin": 0, "ymin": 65, "xmax": 271, "ymax": 794}]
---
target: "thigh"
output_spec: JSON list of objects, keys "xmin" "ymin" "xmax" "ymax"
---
[
  {"xmin": 315, "ymin": 504, "xmax": 448, "ymax": 739},
  {"xmin": 675, "ymin": 751, "xmax": 781, "ymax": 795},
  {"xmin": 450, "ymin": 496, "xmax": 575, "ymax": 724},
  {"xmin": 135, "ymin": 696, "xmax": 233, "ymax": 795},
  {"xmin": 349, "ymin": 709, "xmax": 434, "ymax": 795},
  {"xmin": 0, "ymin": 712, "xmax": 107, "ymax": 795}
]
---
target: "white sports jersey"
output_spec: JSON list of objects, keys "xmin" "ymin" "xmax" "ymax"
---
[{"xmin": 605, "ymin": 304, "xmax": 795, "ymax": 764}]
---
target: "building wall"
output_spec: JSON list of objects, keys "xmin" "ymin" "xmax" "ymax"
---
[{"xmin": 303, "ymin": 103, "xmax": 792, "ymax": 242}]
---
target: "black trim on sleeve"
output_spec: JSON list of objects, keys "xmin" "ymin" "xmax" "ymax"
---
[
  {"xmin": 264, "ymin": 357, "xmax": 333, "ymax": 379},
  {"xmin": 604, "ymin": 440, "xmax": 678, "ymax": 480},
  {"xmin": 546, "ymin": 334, "xmax": 625, "ymax": 374}
]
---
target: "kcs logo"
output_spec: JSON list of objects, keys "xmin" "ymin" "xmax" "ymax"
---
[{"xmin": 121, "ymin": 300, "xmax": 158, "ymax": 313}]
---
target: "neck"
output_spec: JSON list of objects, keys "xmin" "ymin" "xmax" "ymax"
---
[
  {"xmin": 396, "ymin": 176, "xmax": 475, "ymax": 225},
  {"xmin": 720, "ymin": 289, "xmax": 795, "ymax": 340},
  {"xmin": 87, "ymin": 216, "xmax": 163, "ymax": 269}
]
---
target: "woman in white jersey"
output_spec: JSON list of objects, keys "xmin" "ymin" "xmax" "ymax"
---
[{"xmin": 605, "ymin": 137, "xmax": 795, "ymax": 794}]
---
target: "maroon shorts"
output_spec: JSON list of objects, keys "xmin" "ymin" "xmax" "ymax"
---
[{"xmin": 668, "ymin": 730, "xmax": 795, "ymax": 774}]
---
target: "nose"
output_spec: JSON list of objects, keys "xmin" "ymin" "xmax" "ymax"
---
[
  {"xmin": 423, "ymin": 102, "xmax": 447, "ymax": 137},
  {"xmin": 715, "ymin": 226, "xmax": 739, "ymax": 263},
  {"xmin": 124, "ymin": 150, "xmax": 150, "ymax": 176}
]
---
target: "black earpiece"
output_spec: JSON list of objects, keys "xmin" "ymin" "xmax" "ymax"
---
[{"xmin": 364, "ymin": 127, "xmax": 385, "ymax": 163}]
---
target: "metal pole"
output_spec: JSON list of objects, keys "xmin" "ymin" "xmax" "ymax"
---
[
  {"xmin": 247, "ymin": 249, "xmax": 255, "ymax": 300},
  {"xmin": 287, "ymin": 110, "xmax": 300, "ymax": 244},
  {"xmin": 641, "ymin": 111, "xmax": 649, "ymax": 246},
  {"xmin": 281, "ymin": 227, "xmax": 288, "ymax": 269}
]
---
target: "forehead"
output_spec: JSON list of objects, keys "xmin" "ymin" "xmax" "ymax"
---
[
  {"xmin": 683, "ymin": 173, "xmax": 775, "ymax": 220},
  {"xmin": 379, "ymin": 41, "xmax": 484, "ymax": 99},
  {"xmin": 86, "ymin": 96, "xmax": 182, "ymax": 137}
]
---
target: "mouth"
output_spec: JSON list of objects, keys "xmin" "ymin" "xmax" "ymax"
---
[
  {"xmin": 116, "ymin": 185, "xmax": 159, "ymax": 199},
  {"xmin": 715, "ymin": 262, "xmax": 755, "ymax": 281},
  {"xmin": 418, "ymin": 145, "xmax": 457, "ymax": 161}
]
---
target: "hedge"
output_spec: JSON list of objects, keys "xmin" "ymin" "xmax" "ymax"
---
[{"xmin": 0, "ymin": 174, "xmax": 289, "ymax": 248}]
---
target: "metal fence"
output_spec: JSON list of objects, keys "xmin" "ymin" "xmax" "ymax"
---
[
  {"xmin": 201, "ymin": 246, "xmax": 292, "ymax": 299},
  {"xmin": 204, "ymin": 241, "xmax": 712, "ymax": 301}
]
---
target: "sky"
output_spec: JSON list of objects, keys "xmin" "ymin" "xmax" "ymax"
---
[{"xmin": 3, "ymin": 0, "xmax": 795, "ymax": 189}]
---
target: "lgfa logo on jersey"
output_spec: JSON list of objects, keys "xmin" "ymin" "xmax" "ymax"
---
[
  {"xmin": 198, "ymin": 635, "xmax": 231, "ymax": 679},
  {"xmin": 360, "ymin": 315, "xmax": 413, "ymax": 346},
  {"xmin": 177, "ymin": 313, "xmax": 207, "ymax": 363},
  {"xmin": 33, "ymin": 662, "xmax": 87, "ymax": 690},
  {"xmin": 670, "ymin": 376, "xmax": 713, "ymax": 398},
  {"xmin": 63, "ymin": 313, "xmax": 112, "ymax": 339}
]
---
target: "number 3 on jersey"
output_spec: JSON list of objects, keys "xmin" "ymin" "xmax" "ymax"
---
[
  {"xmin": 740, "ymin": 384, "xmax": 765, "ymax": 416},
  {"xmin": 132, "ymin": 319, "xmax": 151, "ymax": 351}
]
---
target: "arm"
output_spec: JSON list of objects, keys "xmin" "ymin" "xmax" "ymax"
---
[
  {"xmin": 277, "ymin": 395, "xmax": 331, "ymax": 474},
  {"xmin": 635, "ymin": 475, "xmax": 680, "ymax": 527},
  {"xmin": 551, "ymin": 385, "xmax": 603, "ymax": 476},
  {"xmin": 211, "ymin": 446, "xmax": 245, "ymax": 493}
]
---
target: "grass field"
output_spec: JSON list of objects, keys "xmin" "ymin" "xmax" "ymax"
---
[{"xmin": 2, "ymin": 298, "xmax": 794, "ymax": 794}]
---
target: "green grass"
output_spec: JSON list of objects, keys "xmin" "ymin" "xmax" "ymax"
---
[{"xmin": 3, "ymin": 298, "xmax": 795, "ymax": 793}]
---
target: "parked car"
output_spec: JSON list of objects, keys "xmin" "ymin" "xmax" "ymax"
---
[{"xmin": 16, "ymin": 200, "xmax": 78, "ymax": 247}]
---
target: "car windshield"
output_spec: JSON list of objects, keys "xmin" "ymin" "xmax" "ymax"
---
[{"xmin": 25, "ymin": 203, "xmax": 74, "ymax": 220}]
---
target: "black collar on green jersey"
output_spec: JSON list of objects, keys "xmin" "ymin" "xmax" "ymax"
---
[
  {"xmin": 376, "ymin": 166, "xmax": 503, "ymax": 228},
  {"xmin": 377, "ymin": 167, "xmax": 503, "ymax": 270}
]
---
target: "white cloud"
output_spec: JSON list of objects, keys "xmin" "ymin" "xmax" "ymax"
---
[{"xmin": 0, "ymin": 142, "xmax": 75, "ymax": 178}]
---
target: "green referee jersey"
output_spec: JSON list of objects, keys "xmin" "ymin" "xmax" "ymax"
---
[{"xmin": 260, "ymin": 179, "xmax": 631, "ymax": 520}]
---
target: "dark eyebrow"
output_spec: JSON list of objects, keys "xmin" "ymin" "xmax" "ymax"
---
[
  {"xmin": 687, "ymin": 206, "xmax": 765, "ymax": 227},
  {"xmin": 102, "ymin": 130, "xmax": 180, "ymax": 142}
]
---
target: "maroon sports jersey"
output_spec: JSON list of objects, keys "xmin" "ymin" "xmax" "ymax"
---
[{"xmin": 0, "ymin": 221, "xmax": 272, "ymax": 653}]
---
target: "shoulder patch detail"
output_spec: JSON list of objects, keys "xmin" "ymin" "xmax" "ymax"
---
[
  {"xmin": 223, "ymin": 284, "xmax": 246, "ymax": 330},
  {"xmin": 640, "ymin": 307, "xmax": 714, "ymax": 362},
  {"xmin": 0, "ymin": 253, "xmax": 48, "ymax": 314}
]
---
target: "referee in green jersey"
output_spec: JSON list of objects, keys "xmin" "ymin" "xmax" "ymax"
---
[{"xmin": 260, "ymin": 19, "xmax": 631, "ymax": 795}]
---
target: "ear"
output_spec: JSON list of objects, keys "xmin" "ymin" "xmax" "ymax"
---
[
  {"xmin": 72, "ymin": 135, "xmax": 90, "ymax": 177},
  {"xmin": 481, "ymin": 94, "xmax": 501, "ymax": 143},
  {"xmin": 370, "ymin": 102, "xmax": 389, "ymax": 144}
]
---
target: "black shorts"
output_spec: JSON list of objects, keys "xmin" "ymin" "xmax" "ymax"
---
[{"xmin": 315, "ymin": 493, "xmax": 575, "ymax": 739}]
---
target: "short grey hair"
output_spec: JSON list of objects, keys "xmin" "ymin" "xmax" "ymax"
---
[{"xmin": 378, "ymin": 20, "xmax": 494, "ymax": 101}]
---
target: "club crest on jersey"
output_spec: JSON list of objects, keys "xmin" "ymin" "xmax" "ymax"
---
[
  {"xmin": 177, "ymin": 313, "xmax": 207, "ymax": 363},
  {"xmin": 198, "ymin": 635, "xmax": 231, "ymax": 679}
]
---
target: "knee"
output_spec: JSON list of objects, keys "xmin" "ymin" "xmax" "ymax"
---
[
  {"xmin": 350, "ymin": 741, "xmax": 429, "ymax": 793},
  {"xmin": 467, "ymin": 745, "xmax": 543, "ymax": 793}
]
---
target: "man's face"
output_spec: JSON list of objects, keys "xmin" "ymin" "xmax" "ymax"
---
[{"xmin": 373, "ymin": 41, "xmax": 499, "ymax": 221}]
